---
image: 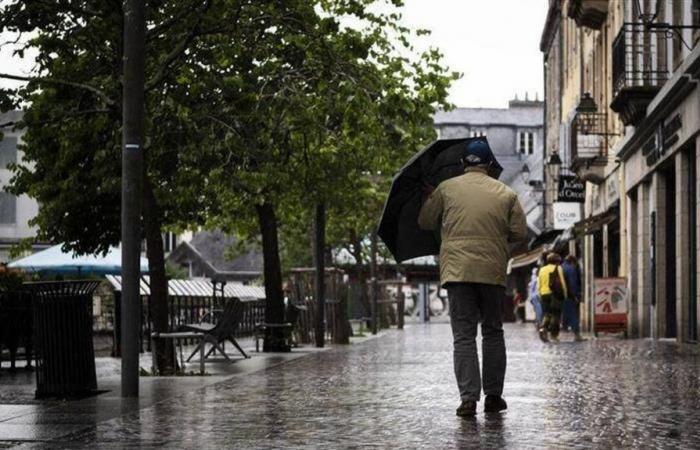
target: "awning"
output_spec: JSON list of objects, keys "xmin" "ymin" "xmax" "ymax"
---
[
  {"xmin": 574, "ymin": 208, "xmax": 618, "ymax": 236},
  {"xmin": 508, "ymin": 246, "xmax": 546, "ymax": 273},
  {"xmin": 105, "ymin": 275, "xmax": 265, "ymax": 300},
  {"xmin": 528, "ymin": 229, "xmax": 562, "ymax": 249},
  {"xmin": 8, "ymin": 244, "xmax": 148, "ymax": 275},
  {"xmin": 552, "ymin": 226, "xmax": 577, "ymax": 251}
]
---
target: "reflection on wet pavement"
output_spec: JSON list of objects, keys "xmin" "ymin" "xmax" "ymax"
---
[{"xmin": 7, "ymin": 323, "xmax": 700, "ymax": 448}]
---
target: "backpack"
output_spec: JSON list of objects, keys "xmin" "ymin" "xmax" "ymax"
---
[{"xmin": 549, "ymin": 265, "xmax": 565, "ymax": 300}]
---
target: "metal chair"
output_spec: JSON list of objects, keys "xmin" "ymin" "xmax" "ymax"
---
[{"xmin": 180, "ymin": 298, "xmax": 250, "ymax": 362}]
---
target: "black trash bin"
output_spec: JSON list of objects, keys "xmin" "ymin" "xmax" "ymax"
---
[{"xmin": 28, "ymin": 280, "xmax": 101, "ymax": 398}]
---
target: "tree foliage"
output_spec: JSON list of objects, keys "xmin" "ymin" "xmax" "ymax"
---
[{"xmin": 0, "ymin": 0, "xmax": 456, "ymax": 353}]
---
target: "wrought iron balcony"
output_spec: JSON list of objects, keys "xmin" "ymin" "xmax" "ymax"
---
[
  {"xmin": 610, "ymin": 23, "xmax": 668, "ymax": 126},
  {"xmin": 567, "ymin": 0, "xmax": 608, "ymax": 29},
  {"xmin": 570, "ymin": 94, "xmax": 613, "ymax": 184}
]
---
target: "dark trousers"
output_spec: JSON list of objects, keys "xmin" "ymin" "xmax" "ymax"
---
[
  {"xmin": 562, "ymin": 298, "xmax": 580, "ymax": 333},
  {"xmin": 447, "ymin": 283, "xmax": 506, "ymax": 402},
  {"xmin": 541, "ymin": 294, "xmax": 562, "ymax": 337}
]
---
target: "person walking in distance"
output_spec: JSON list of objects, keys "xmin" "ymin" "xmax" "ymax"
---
[
  {"xmin": 562, "ymin": 255, "xmax": 583, "ymax": 341},
  {"xmin": 417, "ymin": 140, "xmax": 528, "ymax": 417},
  {"xmin": 527, "ymin": 267, "xmax": 543, "ymax": 327},
  {"xmin": 537, "ymin": 252, "xmax": 568, "ymax": 343}
]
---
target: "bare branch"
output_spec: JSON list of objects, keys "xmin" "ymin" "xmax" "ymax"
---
[
  {"xmin": 0, "ymin": 73, "xmax": 116, "ymax": 106},
  {"xmin": 147, "ymin": 1, "xmax": 201, "ymax": 39},
  {"xmin": 32, "ymin": 0, "xmax": 103, "ymax": 18},
  {"xmin": 145, "ymin": 0, "xmax": 212, "ymax": 91},
  {"xmin": 205, "ymin": 114, "xmax": 243, "ymax": 140}
]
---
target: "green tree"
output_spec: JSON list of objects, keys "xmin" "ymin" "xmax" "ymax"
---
[
  {"xmin": 0, "ymin": 0, "xmax": 256, "ymax": 372},
  {"xmin": 277, "ymin": 6, "xmax": 457, "ymax": 313},
  {"xmin": 0, "ymin": 0, "xmax": 456, "ymax": 357}
]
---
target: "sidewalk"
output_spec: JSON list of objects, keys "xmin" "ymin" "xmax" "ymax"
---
[
  {"xmin": 0, "ymin": 337, "xmax": 333, "ymax": 445},
  {"xmin": 3, "ymin": 323, "xmax": 700, "ymax": 448}
]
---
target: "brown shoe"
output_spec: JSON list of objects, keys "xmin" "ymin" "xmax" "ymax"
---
[
  {"xmin": 538, "ymin": 327, "xmax": 549, "ymax": 343},
  {"xmin": 484, "ymin": 395, "xmax": 507, "ymax": 413},
  {"xmin": 456, "ymin": 400, "xmax": 477, "ymax": 417}
]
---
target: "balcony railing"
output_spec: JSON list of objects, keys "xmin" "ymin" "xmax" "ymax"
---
[
  {"xmin": 571, "ymin": 112, "xmax": 608, "ymax": 161},
  {"xmin": 611, "ymin": 23, "xmax": 669, "ymax": 126}
]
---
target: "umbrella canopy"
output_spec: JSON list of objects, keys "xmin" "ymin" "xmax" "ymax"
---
[
  {"xmin": 377, "ymin": 137, "xmax": 503, "ymax": 262},
  {"xmin": 8, "ymin": 244, "xmax": 149, "ymax": 276}
]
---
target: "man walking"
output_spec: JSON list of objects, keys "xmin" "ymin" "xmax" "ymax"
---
[
  {"xmin": 562, "ymin": 255, "xmax": 583, "ymax": 341},
  {"xmin": 417, "ymin": 140, "xmax": 528, "ymax": 417}
]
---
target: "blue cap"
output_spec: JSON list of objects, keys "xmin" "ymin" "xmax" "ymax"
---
[{"xmin": 463, "ymin": 139, "xmax": 492, "ymax": 166}]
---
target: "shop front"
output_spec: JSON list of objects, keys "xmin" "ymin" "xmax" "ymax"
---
[
  {"xmin": 618, "ymin": 49, "xmax": 700, "ymax": 343},
  {"xmin": 574, "ymin": 172, "xmax": 623, "ymax": 334}
]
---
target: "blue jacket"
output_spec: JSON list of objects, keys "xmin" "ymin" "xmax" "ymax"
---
[{"xmin": 562, "ymin": 261, "xmax": 581, "ymax": 300}]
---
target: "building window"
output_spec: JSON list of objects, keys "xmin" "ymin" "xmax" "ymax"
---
[
  {"xmin": 0, "ymin": 192, "xmax": 17, "ymax": 224},
  {"xmin": 0, "ymin": 137, "xmax": 17, "ymax": 168},
  {"xmin": 518, "ymin": 131, "xmax": 535, "ymax": 155},
  {"xmin": 693, "ymin": 0, "xmax": 700, "ymax": 46},
  {"xmin": 163, "ymin": 232, "xmax": 178, "ymax": 253}
]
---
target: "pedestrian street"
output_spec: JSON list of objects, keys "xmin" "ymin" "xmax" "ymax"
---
[{"xmin": 7, "ymin": 322, "xmax": 699, "ymax": 449}]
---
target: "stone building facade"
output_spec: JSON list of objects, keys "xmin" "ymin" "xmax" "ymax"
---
[
  {"xmin": 0, "ymin": 111, "xmax": 46, "ymax": 261},
  {"xmin": 433, "ymin": 97, "xmax": 545, "ymax": 235},
  {"xmin": 541, "ymin": 0, "xmax": 700, "ymax": 342}
]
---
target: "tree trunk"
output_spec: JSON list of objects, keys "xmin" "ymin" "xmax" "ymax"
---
[
  {"xmin": 143, "ymin": 176, "xmax": 177, "ymax": 374},
  {"xmin": 350, "ymin": 231, "xmax": 371, "ymax": 319},
  {"xmin": 255, "ymin": 202, "xmax": 289, "ymax": 352},
  {"xmin": 370, "ymin": 230, "xmax": 379, "ymax": 334},
  {"xmin": 313, "ymin": 202, "xmax": 325, "ymax": 348}
]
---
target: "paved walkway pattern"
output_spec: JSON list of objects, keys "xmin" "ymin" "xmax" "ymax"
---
[{"xmin": 7, "ymin": 323, "xmax": 700, "ymax": 449}]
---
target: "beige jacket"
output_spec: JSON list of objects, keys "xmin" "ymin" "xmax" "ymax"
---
[{"xmin": 417, "ymin": 168, "xmax": 528, "ymax": 287}]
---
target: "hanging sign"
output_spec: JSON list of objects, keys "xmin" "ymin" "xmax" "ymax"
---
[
  {"xmin": 553, "ymin": 202, "xmax": 581, "ymax": 230},
  {"xmin": 557, "ymin": 175, "xmax": 585, "ymax": 203}
]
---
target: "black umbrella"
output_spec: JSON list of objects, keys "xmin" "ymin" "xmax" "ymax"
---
[{"xmin": 377, "ymin": 137, "xmax": 503, "ymax": 263}]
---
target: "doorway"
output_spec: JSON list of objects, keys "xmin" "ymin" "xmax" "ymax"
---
[
  {"xmin": 662, "ymin": 164, "xmax": 677, "ymax": 339},
  {"xmin": 607, "ymin": 217, "xmax": 620, "ymax": 278},
  {"xmin": 688, "ymin": 147, "xmax": 697, "ymax": 342}
]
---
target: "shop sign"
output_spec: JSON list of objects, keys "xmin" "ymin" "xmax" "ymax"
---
[
  {"xmin": 557, "ymin": 175, "xmax": 585, "ymax": 203},
  {"xmin": 643, "ymin": 113, "xmax": 682, "ymax": 167},
  {"xmin": 553, "ymin": 202, "xmax": 581, "ymax": 230},
  {"xmin": 594, "ymin": 277, "xmax": 628, "ymax": 333}
]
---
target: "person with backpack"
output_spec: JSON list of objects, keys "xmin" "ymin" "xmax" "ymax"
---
[{"xmin": 537, "ymin": 252, "xmax": 568, "ymax": 342}]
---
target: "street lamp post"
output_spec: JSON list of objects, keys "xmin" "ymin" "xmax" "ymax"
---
[
  {"xmin": 121, "ymin": 0, "xmax": 145, "ymax": 398},
  {"xmin": 543, "ymin": 152, "xmax": 562, "ymax": 230},
  {"xmin": 521, "ymin": 163, "xmax": 530, "ymax": 184}
]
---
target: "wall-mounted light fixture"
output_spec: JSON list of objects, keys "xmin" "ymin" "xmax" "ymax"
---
[{"xmin": 521, "ymin": 163, "xmax": 531, "ymax": 183}]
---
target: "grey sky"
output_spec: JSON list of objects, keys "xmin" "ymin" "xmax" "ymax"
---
[
  {"xmin": 399, "ymin": 0, "xmax": 548, "ymax": 108},
  {"xmin": 0, "ymin": 0, "xmax": 548, "ymax": 109}
]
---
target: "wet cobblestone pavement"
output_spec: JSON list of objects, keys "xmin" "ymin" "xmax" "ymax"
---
[{"xmin": 9, "ymin": 323, "xmax": 700, "ymax": 449}]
